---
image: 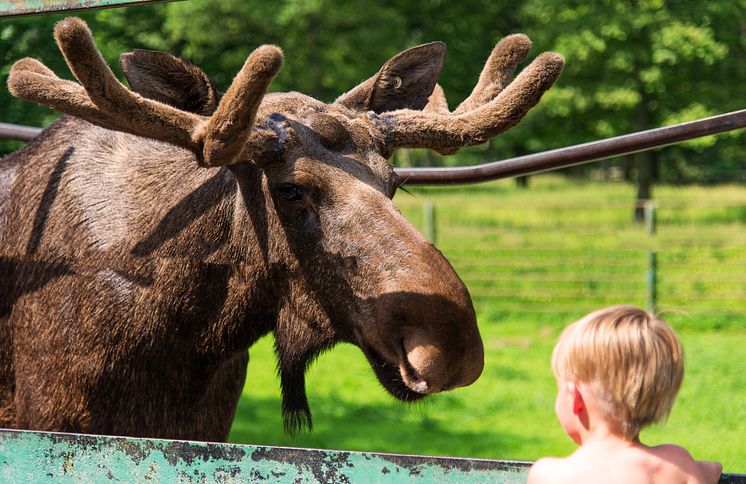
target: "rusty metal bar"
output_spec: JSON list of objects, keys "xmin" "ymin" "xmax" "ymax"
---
[
  {"xmin": 0, "ymin": 0, "xmax": 176, "ymax": 18},
  {"xmin": 395, "ymin": 109, "xmax": 746, "ymax": 185}
]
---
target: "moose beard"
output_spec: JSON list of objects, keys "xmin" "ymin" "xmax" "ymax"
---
[{"xmin": 273, "ymin": 304, "xmax": 337, "ymax": 435}]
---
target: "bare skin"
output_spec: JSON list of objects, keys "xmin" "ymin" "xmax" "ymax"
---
[{"xmin": 527, "ymin": 379, "xmax": 722, "ymax": 484}]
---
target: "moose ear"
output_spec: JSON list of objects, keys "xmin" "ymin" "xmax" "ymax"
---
[
  {"xmin": 335, "ymin": 42, "xmax": 446, "ymax": 113},
  {"xmin": 119, "ymin": 49, "xmax": 220, "ymax": 115}
]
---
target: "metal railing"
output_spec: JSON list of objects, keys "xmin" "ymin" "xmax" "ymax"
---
[
  {"xmin": 4, "ymin": 108, "xmax": 746, "ymax": 183},
  {"xmin": 0, "ymin": 0, "xmax": 173, "ymax": 17},
  {"xmin": 396, "ymin": 109, "xmax": 746, "ymax": 184},
  {"xmin": 0, "ymin": 122, "xmax": 41, "ymax": 141}
]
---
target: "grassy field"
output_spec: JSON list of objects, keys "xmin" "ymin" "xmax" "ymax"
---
[{"xmin": 229, "ymin": 175, "xmax": 746, "ymax": 473}]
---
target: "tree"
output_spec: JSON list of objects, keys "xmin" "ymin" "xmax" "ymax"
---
[{"xmin": 517, "ymin": 0, "xmax": 746, "ymax": 218}]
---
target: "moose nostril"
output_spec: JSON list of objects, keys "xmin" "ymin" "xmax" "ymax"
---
[
  {"xmin": 400, "ymin": 339, "xmax": 431, "ymax": 394},
  {"xmin": 402, "ymin": 354, "xmax": 430, "ymax": 394},
  {"xmin": 409, "ymin": 377, "xmax": 429, "ymax": 394}
]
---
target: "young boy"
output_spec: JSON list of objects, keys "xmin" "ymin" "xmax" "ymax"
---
[{"xmin": 528, "ymin": 305, "xmax": 722, "ymax": 484}]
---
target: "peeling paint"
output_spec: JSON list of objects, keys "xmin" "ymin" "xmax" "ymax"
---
[{"xmin": 0, "ymin": 429, "xmax": 743, "ymax": 483}]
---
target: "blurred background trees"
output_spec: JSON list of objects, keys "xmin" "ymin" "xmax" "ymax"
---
[{"xmin": 2, "ymin": 0, "xmax": 745, "ymax": 191}]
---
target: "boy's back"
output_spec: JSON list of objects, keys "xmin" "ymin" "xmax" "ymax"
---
[{"xmin": 529, "ymin": 431, "xmax": 720, "ymax": 484}]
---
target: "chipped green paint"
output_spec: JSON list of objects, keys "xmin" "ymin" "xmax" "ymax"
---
[
  {"xmin": 0, "ymin": 0, "xmax": 177, "ymax": 17},
  {"xmin": 1, "ymin": 430, "xmax": 744, "ymax": 483},
  {"xmin": 0, "ymin": 429, "xmax": 529, "ymax": 483}
]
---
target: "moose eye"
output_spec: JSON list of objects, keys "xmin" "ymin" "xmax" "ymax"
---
[{"xmin": 278, "ymin": 183, "xmax": 303, "ymax": 202}]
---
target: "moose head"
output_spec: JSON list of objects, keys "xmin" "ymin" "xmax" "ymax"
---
[{"xmin": 5, "ymin": 18, "xmax": 563, "ymax": 436}]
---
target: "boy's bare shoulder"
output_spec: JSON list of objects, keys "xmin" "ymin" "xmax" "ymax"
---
[
  {"xmin": 528, "ymin": 443, "xmax": 721, "ymax": 484},
  {"xmin": 647, "ymin": 444, "xmax": 721, "ymax": 484},
  {"xmin": 527, "ymin": 446, "xmax": 606, "ymax": 484},
  {"xmin": 650, "ymin": 443, "xmax": 695, "ymax": 458},
  {"xmin": 527, "ymin": 457, "xmax": 572, "ymax": 484},
  {"xmin": 647, "ymin": 443, "xmax": 699, "ymax": 472}
]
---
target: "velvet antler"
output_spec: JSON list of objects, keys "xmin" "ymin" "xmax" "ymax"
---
[
  {"xmin": 7, "ymin": 18, "xmax": 282, "ymax": 167},
  {"xmin": 381, "ymin": 34, "xmax": 564, "ymax": 154}
]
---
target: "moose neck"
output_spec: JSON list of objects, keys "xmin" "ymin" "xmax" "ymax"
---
[{"xmin": 199, "ymin": 161, "xmax": 285, "ymax": 354}]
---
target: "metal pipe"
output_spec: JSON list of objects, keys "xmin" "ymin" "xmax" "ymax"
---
[
  {"xmin": 4, "ymin": 109, "xmax": 746, "ymax": 184},
  {"xmin": 0, "ymin": 0, "xmax": 175, "ymax": 18},
  {"xmin": 0, "ymin": 122, "xmax": 42, "ymax": 142},
  {"xmin": 395, "ymin": 109, "xmax": 746, "ymax": 185}
]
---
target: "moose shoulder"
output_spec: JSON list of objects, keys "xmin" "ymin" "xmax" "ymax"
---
[{"xmin": 0, "ymin": 18, "xmax": 563, "ymax": 441}]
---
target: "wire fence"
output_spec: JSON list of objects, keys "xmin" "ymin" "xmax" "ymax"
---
[{"xmin": 414, "ymin": 199, "xmax": 745, "ymax": 327}]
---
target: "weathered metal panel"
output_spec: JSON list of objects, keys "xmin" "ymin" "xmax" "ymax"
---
[
  {"xmin": 1, "ymin": 429, "xmax": 744, "ymax": 482},
  {"xmin": 0, "ymin": 0, "xmax": 175, "ymax": 17},
  {"xmin": 0, "ymin": 429, "xmax": 529, "ymax": 483}
]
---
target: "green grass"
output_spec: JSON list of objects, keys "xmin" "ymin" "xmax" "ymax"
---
[{"xmin": 229, "ymin": 176, "xmax": 746, "ymax": 473}]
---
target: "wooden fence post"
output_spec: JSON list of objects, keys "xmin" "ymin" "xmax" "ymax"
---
[
  {"xmin": 644, "ymin": 200, "xmax": 656, "ymax": 235},
  {"xmin": 644, "ymin": 200, "xmax": 657, "ymax": 313},
  {"xmin": 423, "ymin": 202, "xmax": 437, "ymax": 244}
]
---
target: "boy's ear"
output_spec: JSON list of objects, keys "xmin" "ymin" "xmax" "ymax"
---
[{"xmin": 568, "ymin": 381, "xmax": 585, "ymax": 415}]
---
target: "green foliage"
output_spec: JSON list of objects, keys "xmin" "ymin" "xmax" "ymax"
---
[
  {"xmin": 517, "ymin": 0, "xmax": 746, "ymax": 182},
  {"xmin": 158, "ymin": 0, "xmax": 409, "ymax": 99}
]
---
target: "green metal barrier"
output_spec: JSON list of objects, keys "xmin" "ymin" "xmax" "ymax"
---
[
  {"xmin": 0, "ymin": 430, "xmax": 529, "ymax": 483},
  {"xmin": 1, "ymin": 429, "xmax": 744, "ymax": 483}
]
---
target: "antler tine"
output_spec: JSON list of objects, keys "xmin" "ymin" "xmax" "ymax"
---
[
  {"xmin": 202, "ymin": 44, "xmax": 283, "ymax": 166},
  {"xmin": 412, "ymin": 35, "xmax": 546, "ymax": 156},
  {"xmin": 9, "ymin": 58, "xmax": 131, "ymax": 132},
  {"xmin": 382, "ymin": 49, "xmax": 564, "ymax": 152},
  {"xmin": 10, "ymin": 17, "xmax": 283, "ymax": 167},
  {"xmin": 11, "ymin": 57, "xmax": 56, "ymax": 78},
  {"xmin": 53, "ymin": 18, "xmax": 204, "ymax": 152},
  {"xmin": 422, "ymin": 84, "xmax": 450, "ymax": 114},
  {"xmin": 453, "ymin": 34, "xmax": 533, "ymax": 115}
]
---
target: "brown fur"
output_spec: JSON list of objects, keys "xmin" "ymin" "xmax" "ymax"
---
[
  {"xmin": 120, "ymin": 49, "xmax": 220, "ymax": 116},
  {"xmin": 1, "ymin": 18, "xmax": 563, "ymax": 440}
]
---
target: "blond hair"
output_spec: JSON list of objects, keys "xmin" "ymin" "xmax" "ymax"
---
[{"xmin": 551, "ymin": 305, "xmax": 684, "ymax": 440}]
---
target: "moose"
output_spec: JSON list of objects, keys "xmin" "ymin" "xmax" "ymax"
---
[{"xmin": 0, "ymin": 18, "xmax": 563, "ymax": 441}]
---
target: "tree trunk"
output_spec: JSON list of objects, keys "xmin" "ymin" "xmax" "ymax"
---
[
  {"xmin": 632, "ymin": 75, "xmax": 654, "ymax": 223},
  {"xmin": 633, "ymin": 149, "xmax": 655, "ymax": 223}
]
